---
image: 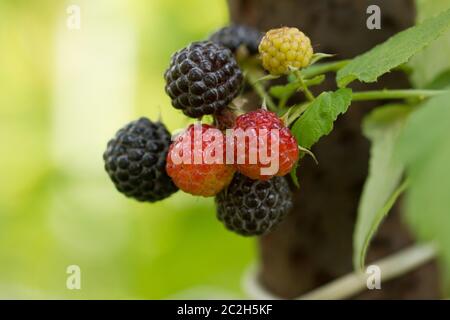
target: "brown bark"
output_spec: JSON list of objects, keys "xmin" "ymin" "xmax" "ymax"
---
[{"xmin": 227, "ymin": 0, "xmax": 441, "ymax": 299}]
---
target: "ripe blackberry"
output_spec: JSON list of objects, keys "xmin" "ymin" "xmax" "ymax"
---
[
  {"xmin": 103, "ymin": 117, "xmax": 178, "ymax": 202},
  {"xmin": 259, "ymin": 27, "xmax": 313, "ymax": 75},
  {"xmin": 209, "ymin": 24, "xmax": 263, "ymax": 57},
  {"xmin": 164, "ymin": 41, "xmax": 243, "ymax": 118},
  {"xmin": 216, "ymin": 173, "xmax": 293, "ymax": 236}
]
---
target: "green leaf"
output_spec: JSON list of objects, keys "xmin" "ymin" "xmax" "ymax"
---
[
  {"xmin": 353, "ymin": 105, "xmax": 410, "ymax": 271},
  {"xmin": 302, "ymin": 60, "xmax": 350, "ymax": 79},
  {"xmin": 285, "ymin": 102, "xmax": 309, "ymax": 126},
  {"xmin": 410, "ymin": 1, "xmax": 450, "ymax": 87},
  {"xmin": 269, "ymin": 82, "xmax": 299, "ymax": 100},
  {"xmin": 397, "ymin": 91, "xmax": 450, "ymax": 292},
  {"xmin": 397, "ymin": 93, "xmax": 450, "ymax": 165},
  {"xmin": 291, "ymin": 88, "xmax": 352, "ymax": 149},
  {"xmin": 290, "ymin": 161, "xmax": 300, "ymax": 188},
  {"xmin": 425, "ymin": 69, "xmax": 450, "ymax": 89},
  {"xmin": 254, "ymin": 74, "xmax": 280, "ymax": 83},
  {"xmin": 303, "ymin": 75, "xmax": 326, "ymax": 87},
  {"xmin": 337, "ymin": 8, "xmax": 450, "ymax": 87},
  {"xmin": 309, "ymin": 53, "xmax": 334, "ymax": 65}
]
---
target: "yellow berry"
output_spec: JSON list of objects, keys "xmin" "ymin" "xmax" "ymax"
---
[
  {"xmin": 262, "ymin": 54, "xmax": 271, "ymax": 67},
  {"xmin": 270, "ymin": 58, "xmax": 280, "ymax": 67},
  {"xmin": 286, "ymin": 51, "xmax": 296, "ymax": 61},
  {"xmin": 288, "ymin": 27, "xmax": 299, "ymax": 35},
  {"xmin": 258, "ymin": 27, "xmax": 313, "ymax": 75},
  {"xmin": 280, "ymin": 42, "xmax": 290, "ymax": 53},
  {"xmin": 276, "ymin": 52, "xmax": 286, "ymax": 61},
  {"xmin": 267, "ymin": 46, "xmax": 277, "ymax": 56}
]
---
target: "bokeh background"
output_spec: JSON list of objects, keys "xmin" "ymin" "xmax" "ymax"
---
[{"xmin": 0, "ymin": 0, "xmax": 255, "ymax": 299}]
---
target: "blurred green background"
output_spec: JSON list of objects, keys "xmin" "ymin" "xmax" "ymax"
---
[{"xmin": 0, "ymin": 0, "xmax": 255, "ymax": 299}]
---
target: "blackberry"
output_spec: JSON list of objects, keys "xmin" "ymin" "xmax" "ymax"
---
[
  {"xmin": 164, "ymin": 41, "xmax": 243, "ymax": 118},
  {"xmin": 103, "ymin": 117, "xmax": 178, "ymax": 202},
  {"xmin": 215, "ymin": 173, "xmax": 293, "ymax": 236},
  {"xmin": 209, "ymin": 24, "xmax": 263, "ymax": 56}
]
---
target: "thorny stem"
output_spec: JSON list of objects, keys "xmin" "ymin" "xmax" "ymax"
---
[{"xmin": 352, "ymin": 89, "xmax": 447, "ymax": 102}]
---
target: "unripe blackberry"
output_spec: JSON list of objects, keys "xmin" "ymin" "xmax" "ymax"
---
[
  {"xmin": 103, "ymin": 117, "xmax": 178, "ymax": 202},
  {"xmin": 216, "ymin": 173, "xmax": 293, "ymax": 236},
  {"xmin": 166, "ymin": 123, "xmax": 235, "ymax": 197},
  {"xmin": 259, "ymin": 27, "xmax": 313, "ymax": 75},
  {"xmin": 232, "ymin": 109, "xmax": 299, "ymax": 180},
  {"xmin": 209, "ymin": 24, "xmax": 263, "ymax": 57},
  {"xmin": 164, "ymin": 41, "xmax": 243, "ymax": 118}
]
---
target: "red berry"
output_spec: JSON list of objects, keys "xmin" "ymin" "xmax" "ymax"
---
[
  {"xmin": 166, "ymin": 123, "xmax": 235, "ymax": 197},
  {"xmin": 232, "ymin": 109, "xmax": 299, "ymax": 180}
]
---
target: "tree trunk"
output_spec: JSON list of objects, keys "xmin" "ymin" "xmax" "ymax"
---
[{"xmin": 227, "ymin": 0, "xmax": 441, "ymax": 299}]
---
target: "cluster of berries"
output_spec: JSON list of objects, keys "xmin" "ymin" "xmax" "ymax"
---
[{"xmin": 104, "ymin": 25, "xmax": 314, "ymax": 236}]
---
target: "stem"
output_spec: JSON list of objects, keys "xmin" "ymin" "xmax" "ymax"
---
[
  {"xmin": 294, "ymin": 70, "xmax": 315, "ymax": 101},
  {"xmin": 302, "ymin": 60, "xmax": 350, "ymax": 78},
  {"xmin": 352, "ymin": 89, "xmax": 447, "ymax": 102},
  {"xmin": 243, "ymin": 242, "xmax": 437, "ymax": 300},
  {"xmin": 245, "ymin": 70, "xmax": 277, "ymax": 111},
  {"xmin": 298, "ymin": 243, "xmax": 437, "ymax": 300},
  {"xmin": 279, "ymin": 97, "xmax": 288, "ymax": 110}
]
